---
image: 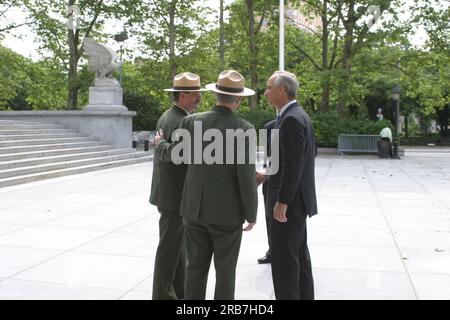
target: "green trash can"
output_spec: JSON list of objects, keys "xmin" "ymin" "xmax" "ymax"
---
[{"xmin": 377, "ymin": 139, "xmax": 391, "ymax": 158}]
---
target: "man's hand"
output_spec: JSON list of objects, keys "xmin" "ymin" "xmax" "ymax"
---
[
  {"xmin": 243, "ymin": 222, "xmax": 256, "ymax": 231},
  {"xmin": 273, "ymin": 202, "xmax": 288, "ymax": 223},
  {"xmin": 154, "ymin": 129, "xmax": 164, "ymax": 147},
  {"xmin": 256, "ymin": 172, "xmax": 267, "ymax": 186}
]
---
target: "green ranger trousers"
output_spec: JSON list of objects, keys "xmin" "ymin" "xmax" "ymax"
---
[
  {"xmin": 152, "ymin": 209, "xmax": 186, "ymax": 300},
  {"xmin": 184, "ymin": 218, "xmax": 243, "ymax": 300}
]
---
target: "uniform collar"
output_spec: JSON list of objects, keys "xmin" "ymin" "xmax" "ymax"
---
[
  {"xmin": 213, "ymin": 105, "xmax": 233, "ymax": 114},
  {"xmin": 173, "ymin": 105, "xmax": 190, "ymax": 115}
]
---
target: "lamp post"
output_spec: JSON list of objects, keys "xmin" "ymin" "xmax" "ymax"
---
[
  {"xmin": 279, "ymin": 0, "xmax": 284, "ymax": 71},
  {"xmin": 392, "ymin": 85, "xmax": 400, "ymax": 159},
  {"xmin": 114, "ymin": 30, "xmax": 128, "ymax": 87}
]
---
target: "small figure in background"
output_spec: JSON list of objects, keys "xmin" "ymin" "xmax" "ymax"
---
[{"xmin": 378, "ymin": 127, "xmax": 393, "ymax": 158}]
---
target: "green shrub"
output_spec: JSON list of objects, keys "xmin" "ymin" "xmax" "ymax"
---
[
  {"xmin": 124, "ymin": 92, "xmax": 163, "ymax": 131},
  {"xmin": 236, "ymin": 105, "xmax": 275, "ymax": 130},
  {"xmin": 312, "ymin": 113, "xmax": 393, "ymax": 147}
]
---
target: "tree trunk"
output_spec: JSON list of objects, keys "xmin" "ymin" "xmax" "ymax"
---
[
  {"xmin": 246, "ymin": 0, "xmax": 258, "ymax": 109},
  {"xmin": 169, "ymin": 1, "xmax": 177, "ymax": 81},
  {"xmin": 67, "ymin": 0, "xmax": 78, "ymax": 110},
  {"xmin": 404, "ymin": 112, "xmax": 409, "ymax": 137},
  {"xmin": 321, "ymin": 81, "xmax": 330, "ymax": 113},
  {"xmin": 336, "ymin": 0, "xmax": 355, "ymax": 117},
  {"xmin": 320, "ymin": 0, "xmax": 329, "ymax": 113},
  {"xmin": 438, "ymin": 106, "xmax": 449, "ymax": 138},
  {"xmin": 219, "ymin": 0, "xmax": 225, "ymax": 70}
]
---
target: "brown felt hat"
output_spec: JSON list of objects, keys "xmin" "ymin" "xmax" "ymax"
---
[
  {"xmin": 164, "ymin": 72, "xmax": 207, "ymax": 92},
  {"xmin": 205, "ymin": 70, "xmax": 255, "ymax": 96}
]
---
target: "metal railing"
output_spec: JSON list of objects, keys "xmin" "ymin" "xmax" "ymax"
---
[
  {"xmin": 338, "ymin": 134, "xmax": 380, "ymax": 155},
  {"xmin": 132, "ymin": 131, "xmax": 155, "ymax": 151}
]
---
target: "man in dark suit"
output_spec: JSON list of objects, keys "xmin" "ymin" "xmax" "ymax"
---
[
  {"xmin": 262, "ymin": 70, "xmax": 318, "ymax": 300},
  {"xmin": 155, "ymin": 70, "xmax": 258, "ymax": 300},
  {"xmin": 150, "ymin": 72, "xmax": 206, "ymax": 300}
]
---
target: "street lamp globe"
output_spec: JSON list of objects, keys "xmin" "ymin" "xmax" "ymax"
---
[
  {"xmin": 392, "ymin": 85, "xmax": 400, "ymax": 101},
  {"xmin": 114, "ymin": 30, "xmax": 128, "ymax": 87}
]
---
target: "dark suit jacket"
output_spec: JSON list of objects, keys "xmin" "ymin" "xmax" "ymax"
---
[
  {"xmin": 266, "ymin": 102, "xmax": 318, "ymax": 219},
  {"xmin": 158, "ymin": 105, "xmax": 258, "ymax": 226},
  {"xmin": 150, "ymin": 106, "xmax": 188, "ymax": 212}
]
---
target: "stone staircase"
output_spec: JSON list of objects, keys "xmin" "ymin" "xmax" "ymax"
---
[{"xmin": 0, "ymin": 119, "xmax": 153, "ymax": 188}]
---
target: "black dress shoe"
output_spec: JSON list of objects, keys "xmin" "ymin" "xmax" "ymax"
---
[{"xmin": 257, "ymin": 254, "xmax": 271, "ymax": 264}]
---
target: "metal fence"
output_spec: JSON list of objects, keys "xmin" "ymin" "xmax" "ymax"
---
[
  {"xmin": 338, "ymin": 134, "xmax": 380, "ymax": 155},
  {"xmin": 132, "ymin": 131, "xmax": 156, "ymax": 151}
]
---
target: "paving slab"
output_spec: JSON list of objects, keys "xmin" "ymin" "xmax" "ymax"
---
[
  {"xmin": 0, "ymin": 278, "xmax": 124, "ymax": 300},
  {"xmin": 0, "ymin": 153, "xmax": 449, "ymax": 299}
]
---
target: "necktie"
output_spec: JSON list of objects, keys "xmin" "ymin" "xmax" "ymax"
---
[
  {"xmin": 266, "ymin": 115, "xmax": 281, "ymax": 161},
  {"xmin": 275, "ymin": 115, "xmax": 282, "ymax": 128}
]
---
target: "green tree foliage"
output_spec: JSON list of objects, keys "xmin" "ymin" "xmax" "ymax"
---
[
  {"xmin": 0, "ymin": 45, "xmax": 23, "ymax": 108},
  {"xmin": 0, "ymin": 0, "xmax": 448, "ymax": 142},
  {"xmin": 22, "ymin": 0, "xmax": 142, "ymax": 109}
]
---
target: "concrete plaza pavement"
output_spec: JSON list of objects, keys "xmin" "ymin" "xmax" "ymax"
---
[{"xmin": 0, "ymin": 152, "xmax": 449, "ymax": 300}]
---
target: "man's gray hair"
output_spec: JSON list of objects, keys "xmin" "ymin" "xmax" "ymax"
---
[
  {"xmin": 272, "ymin": 71, "xmax": 299, "ymax": 98},
  {"xmin": 216, "ymin": 93, "xmax": 240, "ymax": 105}
]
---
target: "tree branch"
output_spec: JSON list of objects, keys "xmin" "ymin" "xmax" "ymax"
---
[
  {"xmin": 0, "ymin": 3, "xmax": 14, "ymax": 18},
  {"xmin": 292, "ymin": 20, "xmax": 322, "ymax": 39},
  {"xmin": 329, "ymin": 14, "xmax": 341, "ymax": 69},
  {"xmin": 0, "ymin": 21, "xmax": 32, "ymax": 33},
  {"xmin": 78, "ymin": 0, "xmax": 105, "ymax": 58},
  {"xmin": 255, "ymin": 3, "xmax": 268, "ymax": 35},
  {"xmin": 153, "ymin": 3, "xmax": 170, "ymax": 27},
  {"xmin": 289, "ymin": 39, "xmax": 322, "ymax": 71},
  {"xmin": 333, "ymin": 57, "xmax": 342, "ymax": 68},
  {"xmin": 83, "ymin": 0, "xmax": 104, "ymax": 39},
  {"xmin": 300, "ymin": 0, "xmax": 323, "ymax": 13}
]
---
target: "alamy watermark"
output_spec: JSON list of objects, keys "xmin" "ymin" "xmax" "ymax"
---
[
  {"xmin": 165, "ymin": 121, "xmax": 280, "ymax": 175},
  {"xmin": 67, "ymin": 5, "xmax": 81, "ymax": 30},
  {"xmin": 365, "ymin": 5, "xmax": 382, "ymax": 30}
]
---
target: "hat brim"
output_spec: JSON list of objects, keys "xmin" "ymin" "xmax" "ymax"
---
[
  {"xmin": 205, "ymin": 83, "xmax": 255, "ymax": 96},
  {"xmin": 163, "ymin": 88, "xmax": 208, "ymax": 92}
]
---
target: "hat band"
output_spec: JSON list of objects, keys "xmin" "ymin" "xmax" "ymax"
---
[
  {"xmin": 216, "ymin": 84, "xmax": 244, "ymax": 93},
  {"xmin": 173, "ymin": 86, "xmax": 201, "ymax": 90}
]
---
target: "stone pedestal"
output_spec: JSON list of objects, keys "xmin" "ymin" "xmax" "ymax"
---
[{"xmin": 84, "ymin": 85, "xmax": 128, "ymax": 112}]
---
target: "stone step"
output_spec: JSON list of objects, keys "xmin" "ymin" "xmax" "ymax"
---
[
  {"xmin": 0, "ymin": 118, "xmax": 149, "ymax": 187},
  {"xmin": 0, "ymin": 152, "xmax": 150, "ymax": 179},
  {"xmin": 0, "ymin": 145, "xmax": 116, "ymax": 162},
  {"xmin": 0, "ymin": 155, "xmax": 153, "ymax": 188},
  {"xmin": 0, "ymin": 124, "xmax": 67, "ymax": 130},
  {"xmin": 0, "ymin": 119, "xmax": 47, "ymax": 125},
  {"xmin": 0, "ymin": 156, "xmax": 152, "ymax": 188},
  {"xmin": 0, "ymin": 129, "xmax": 78, "ymax": 135},
  {"xmin": 0, "ymin": 133, "xmax": 87, "ymax": 141},
  {"xmin": 0, "ymin": 141, "xmax": 108, "ymax": 155},
  {"xmin": 0, "ymin": 148, "xmax": 137, "ymax": 170},
  {"xmin": 0, "ymin": 137, "xmax": 96, "ymax": 148}
]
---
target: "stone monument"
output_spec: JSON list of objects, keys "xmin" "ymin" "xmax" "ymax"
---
[
  {"xmin": 0, "ymin": 37, "xmax": 136, "ymax": 149},
  {"xmin": 83, "ymin": 37, "xmax": 128, "ymax": 112}
]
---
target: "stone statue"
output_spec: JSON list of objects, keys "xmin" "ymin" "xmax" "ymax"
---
[
  {"xmin": 83, "ymin": 37, "xmax": 121, "ymax": 87},
  {"xmin": 83, "ymin": 37, "xmax": 127, "ymax": 111}
]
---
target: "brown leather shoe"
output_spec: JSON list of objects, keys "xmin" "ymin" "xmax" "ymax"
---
[{"xmin": 257, "ymin": 253, "xmax": 271, "ymax": 264}]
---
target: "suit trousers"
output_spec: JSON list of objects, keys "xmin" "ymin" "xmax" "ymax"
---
[
  {"xmin": 264, "ymin": 201, "xmax": 272, "ymax": 255},
  {"xmin": 271, "ymin": 214, "xmax": 314, "ymax": 300},
  {"xmin": 152, "ymin": 209, "xmax": 186, "ymax": 300},
  {"xmin": 184, "ymin": 218, "xmax": 242, "ymax": 300},
  {"xmin": 262, "ymin": 183, "xmax": 271, "ymax": 256}
]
